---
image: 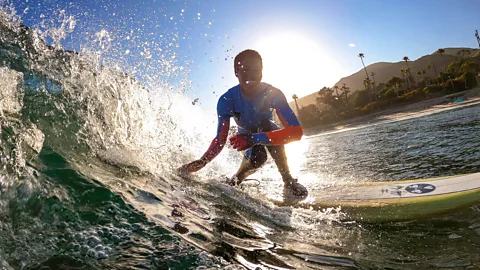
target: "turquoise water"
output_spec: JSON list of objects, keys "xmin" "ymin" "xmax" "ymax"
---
[{"xmin": 1, "ymin": 5, "xmax": 480, "ymax": 270}]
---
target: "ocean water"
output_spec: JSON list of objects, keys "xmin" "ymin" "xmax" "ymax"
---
[{"xmin": 1, "ymin": 4, "xmax": 480, "ymax": 270}]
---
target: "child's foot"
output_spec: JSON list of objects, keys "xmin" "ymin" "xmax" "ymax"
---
[{"xmin": 284, "ymin": 178, "xmax": 308, "ymax": 197}]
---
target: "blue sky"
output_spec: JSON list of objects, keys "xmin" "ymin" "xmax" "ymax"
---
[{"xmin": 10, "ymin": 0, "xmax": 480, "ymax": 114}]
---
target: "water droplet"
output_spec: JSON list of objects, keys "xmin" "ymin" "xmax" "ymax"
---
[{"xmin": 448, "ymin": 233, "xmax": 462, "ymax": 239}]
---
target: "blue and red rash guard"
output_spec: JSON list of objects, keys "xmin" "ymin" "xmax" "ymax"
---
[{"xmin": 201, "ymin": 82, "xmax": 303, "ymax": 162}]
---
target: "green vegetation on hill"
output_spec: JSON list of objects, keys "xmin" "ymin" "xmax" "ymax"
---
[
  {"xmin": 291, "ymin": 47, "xmax": 479, "ymax": 109},
  {"xmin": 290, "ymin": 48, "xmax": 480, "ymax": 129}
]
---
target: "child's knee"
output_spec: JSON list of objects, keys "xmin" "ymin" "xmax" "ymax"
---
[
  {"xmin": 251, "ymin": 153, "xmax": 267, "ymax": 168},
  {"xmin": 247, "ymin": 147, "xmax": 267, "ymax": 168}
]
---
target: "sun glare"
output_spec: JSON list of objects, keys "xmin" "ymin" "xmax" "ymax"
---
[
  {"xmin": 253, "ymin": 32, "xmax": 342, "ymax": 99},
  {"xmin": 284, "ymin": 139, "xmax": 308, "ymax": 174}
]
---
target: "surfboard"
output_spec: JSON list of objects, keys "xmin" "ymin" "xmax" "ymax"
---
[{"xmin": 265, "ymin": 172, "xmax": 480, "ymax": 223}]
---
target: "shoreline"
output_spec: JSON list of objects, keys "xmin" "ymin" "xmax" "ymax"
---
[{"xmin": 304, "ymin": 88, "xmax": 480, "ymax": 136}]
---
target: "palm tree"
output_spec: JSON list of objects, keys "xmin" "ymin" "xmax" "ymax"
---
[
  {"xmin": 358, "ymin": 53, "xmax": 370, "ymax": 83},
  {"xmin": 416, "ymin": 71, "xmax": 424, "ymax": 86},
  {"xmin": 400, "ymin": 68, "xmax": 406, "ymax": 81},
  {"xmin": 370, "ymin": 72, "xmax": 376, "ymax": 86},
  {"xmin": 333, "ymin": 85, "xmax": 340, "ymax": 97},
  {"xmin": 403, "ymin": 56, "xmax": 414, "ymax": 86},
  {"xmin": 359, "ymin": 53, "xmax": 373, "ymax": 102},
  {"xmin": 292, "ymin": 94, "xmax": 301, "ymax": 115},
  {"xmin": 387, "ymin": 76, "xmax": 402, "ymax": 97},
  {"xmin": 476, "ymin": 30, "xmax": 480, "ymax": 48},
  {"xmin": 457, "ymin": 49, "xmax": 473, "ymax": 89},
  {"xmin": 341, "ymin": 83, "xmax": 351, "ymax": 104},
  {"xmin": 326, "ymin": 87, "xmax": 334, "ymax": 97},
  {"xmin": 403, "ymin": 56, "xmax": 411, "ymax": 76},
  {"xmin": 318, "ymin": 87, "xmax": 335, "ymax": 109},
  {"xmin": 437, "ymin": 48, "xmax": 446, "ymax": 70},
  {"xmin": 400, "ymin": 68, "xmax": 411, "ymax": 90},
  {"xmin": 363, "ymin": 78, "xmax": 369, "ymax": 88},
  {"xmin": 436, "ymin": 48, "xmax": 447, "ymax": 91},
  {"xmin": 362, "ymin": 77, "xmax": 373, "ymax": 102},
  {"xmin": 318, "ymin": 87, "xmax": 328, "ymax": 96},
  {"xmin": 370, "ymin": 80, "xmax": 378, "ymax": 102}
]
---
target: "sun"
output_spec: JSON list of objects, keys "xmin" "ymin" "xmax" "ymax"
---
[{"xmin": 253, "ymin": 32, "xmax": 342, "ymax": 100}]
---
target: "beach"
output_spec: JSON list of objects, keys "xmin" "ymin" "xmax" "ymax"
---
[{"xmin": 304, "ymin": 87, "xmax": 480, "ymax": 135}]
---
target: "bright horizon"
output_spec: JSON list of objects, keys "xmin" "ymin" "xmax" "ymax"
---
[{"xmin": 9, "ymin": 0, "xmax": 480, "ymax": 113}]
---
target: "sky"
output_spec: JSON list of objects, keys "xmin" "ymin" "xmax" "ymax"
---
[{"xmin": 8, "ymin": 0, "xmax": 480, "ymax": 114}]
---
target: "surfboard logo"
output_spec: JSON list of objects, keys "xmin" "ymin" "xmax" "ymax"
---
[{"xmin": 405, "ymin": 183, "xmax": 436, "ymax": 194}]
